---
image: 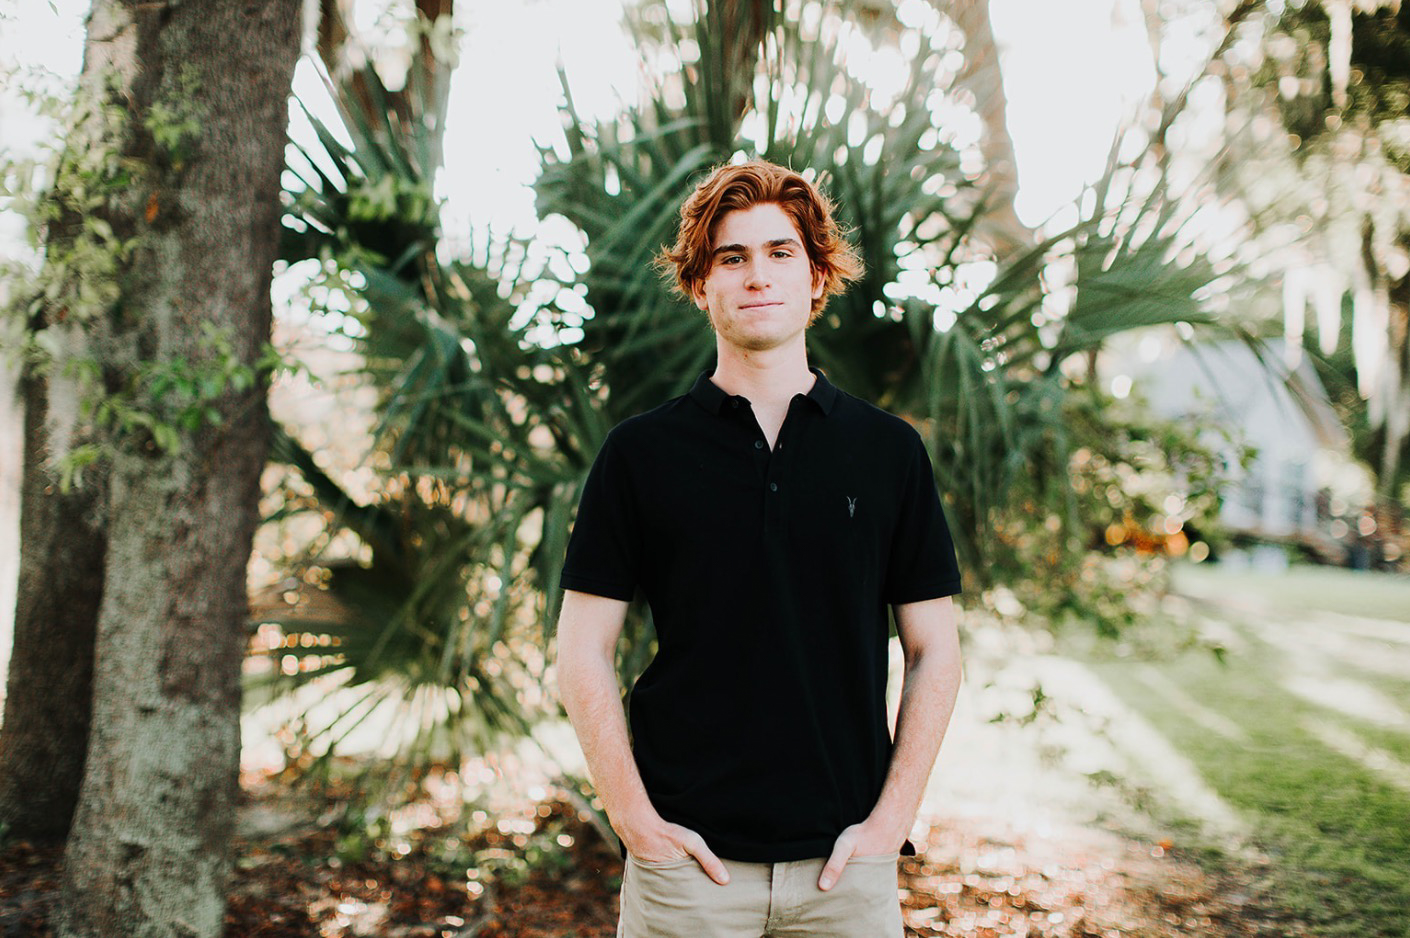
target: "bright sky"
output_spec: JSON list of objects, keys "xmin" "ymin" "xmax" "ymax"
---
[{"xmin": 1, "ymin": 0, "xmax": 1171, "ymax": 264}]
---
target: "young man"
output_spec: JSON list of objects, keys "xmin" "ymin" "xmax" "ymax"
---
[{"xmin": 555, "ymin": 160, "xmax": 963, "ymax": 937}]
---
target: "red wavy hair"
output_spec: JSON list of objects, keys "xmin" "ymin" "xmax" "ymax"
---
[{"xmin": 658, "ymin": 160, "xmax": 863, "ymax": 323}]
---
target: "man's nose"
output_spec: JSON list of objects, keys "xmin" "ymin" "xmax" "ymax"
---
[{"xmin": 743, "ymin": 259, "xmax": 769, "ymax": 288}]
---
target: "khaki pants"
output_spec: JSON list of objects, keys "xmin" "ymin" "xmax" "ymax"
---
[{"xmin": 617, "ymin": 851, "xmax": 905, "ymax": 937}]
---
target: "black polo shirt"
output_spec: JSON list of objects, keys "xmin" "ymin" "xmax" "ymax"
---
[{"xmin": 560, "ymin": 366, "xmax": 961, "ymax": 863}]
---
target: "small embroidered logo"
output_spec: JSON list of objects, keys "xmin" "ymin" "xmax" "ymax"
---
[{"xmin": 846, "ymin": 496, "xmax": 857, "ymax": 518}]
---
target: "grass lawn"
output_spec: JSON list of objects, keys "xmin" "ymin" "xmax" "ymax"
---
[
  {"xmin": 1076, "ymin": 562, "xmax": 1410, "ymax": 937},
  {"xmin": 1173, "ymin": 560, "xmax": 1410, "ymax": 624}
]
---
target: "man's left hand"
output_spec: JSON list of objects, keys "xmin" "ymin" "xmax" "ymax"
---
[{"xmin": 817, "ymin": 819, "xmax": 905, "ymax": 891}]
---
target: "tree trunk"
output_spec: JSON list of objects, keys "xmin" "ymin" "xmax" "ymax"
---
[
  {"xmin": 53, "ymin": 2, "xmax": 299, "ymax": 936},
  {"xmin": 718, "ymin": 0, "xmax": 774, "ymax": 123},
  {"xmin": 950, "ymin": 0, "xmax": 1033, "ymax": 257},
  {"xmin": 0, "ymin": 368, "xmax": 105, "ymax": 841},
  {"xmin": 0, "ymin": 24, "xmax": 121, "ymax": 841}
]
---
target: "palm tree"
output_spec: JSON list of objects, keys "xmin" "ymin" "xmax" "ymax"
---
[
  {"xmin": 260, "ymin": 49, "xmax": 572, "ymax": 791},
  {"xmin": 534, "ymin": 0, "xmax": 1258, "ymax": 593},
  {"xmin": 259, "ymin": 0, "xmax": 1271, "ymax": 799}
]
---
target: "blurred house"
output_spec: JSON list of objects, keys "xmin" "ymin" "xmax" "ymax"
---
[{"xmin": 1119, "ymin": 336, "xmax": 1351, "ymax": 566}]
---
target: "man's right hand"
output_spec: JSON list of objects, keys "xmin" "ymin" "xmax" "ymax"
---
[{"xmin": 620, "ymin": 814, "xmax": 731, "ymax": 885}]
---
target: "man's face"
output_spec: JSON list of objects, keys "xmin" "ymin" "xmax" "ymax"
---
[{"xmin": 690, "ymin": 202, "xmax": 824, "ymax": 353}]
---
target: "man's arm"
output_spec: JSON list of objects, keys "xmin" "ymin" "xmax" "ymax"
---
[
  {"xmin": 817, "ymin": 594, "xmax": 962, "ymax": 889},
  {"xmin": 555, "ymin": 589, "xmax": 730, "ymax": 884}
]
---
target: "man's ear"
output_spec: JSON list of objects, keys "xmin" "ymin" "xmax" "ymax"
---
[
  {"xmin": 690, "ymin": 280, "xmax": 709, "ymax": 311},
  {"xmin": 811, "ymin": 266, "xmax": 825, "ymax": 301}
]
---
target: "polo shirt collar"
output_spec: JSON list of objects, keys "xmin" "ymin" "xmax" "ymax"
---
[{"xmin": 688, "ymin": 365, "xmax": 838, "ymax": 416}]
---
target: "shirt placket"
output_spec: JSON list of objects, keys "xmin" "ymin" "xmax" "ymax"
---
[{"xmin": 735, "ymin": 395, "xmax": 804, "ymax": 534}]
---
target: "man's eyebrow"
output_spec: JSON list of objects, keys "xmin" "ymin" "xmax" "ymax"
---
[{"xmin": 711, "ymin": 238, "xmax": 802, "ymax": 257}]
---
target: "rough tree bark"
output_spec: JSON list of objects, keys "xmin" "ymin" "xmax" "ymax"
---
[
  {"xmin": 1, "ymin": 130, "xmax": 111, "ymax": 840},
  {"xmin": 51, "ymin": 2, "xmax": 299, "ymax": 936},
  {"xmin": 0, "ymin": 3, "xmax": 125, "ymax": 845},
  {"xmin": 0, "ymin": 383, "xmax": 105, "ymax": 840}
]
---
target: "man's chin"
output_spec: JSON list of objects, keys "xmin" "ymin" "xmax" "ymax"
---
[{"xmin": 717, "ymin": 329, "xmax": 806, "ymax": 354}]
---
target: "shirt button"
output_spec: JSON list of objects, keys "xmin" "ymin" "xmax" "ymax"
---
[
  {"xmin": 755, "ymin": 440, "xmax": 765, "ymax": 450},
  {"xmin": 769, "ymin": 482, "xmax": 778, "ymax": 492}
]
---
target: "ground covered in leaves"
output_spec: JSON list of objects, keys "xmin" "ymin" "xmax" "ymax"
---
[{"xmin": 0, "ymin": 778, "xmax": 1303, "ymax": 938}]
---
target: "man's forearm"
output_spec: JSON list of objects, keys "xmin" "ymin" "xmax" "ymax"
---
[
  {"xmin": 867, "ymin": 645, "xmax": 963, "ymax": 842},
  {"xmin": 557, "ymin": 654, "xmax": 657, "ymax": 837}
]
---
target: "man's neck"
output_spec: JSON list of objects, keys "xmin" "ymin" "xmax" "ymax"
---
[{"xmin": 709, "ymin": 336, "xmax": 816, "ymax": 408}]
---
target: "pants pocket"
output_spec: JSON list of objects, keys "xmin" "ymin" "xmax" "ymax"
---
[
  {"xmin": 627, "ymin": 853, "xmax": 698, "ymax": 870},
  {"xmin": 848, "ymin": 850, "xmax": 901, "ymax": 863},
  {"xmin": 620, "ymin": 855, "xmax": 765, "ymax": 938},
  {"xmin": 783, "ymin": 856, "xmax": 903, "ymax": 937}
]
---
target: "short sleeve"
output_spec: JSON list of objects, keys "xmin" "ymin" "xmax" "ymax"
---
[
  {"xmin": 882, "ymin": 431, "xmax": 962, "ymax": 604},
  {"xmin": 560, "ymin": 435, "xmax": 641, "ymax": 602}
]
